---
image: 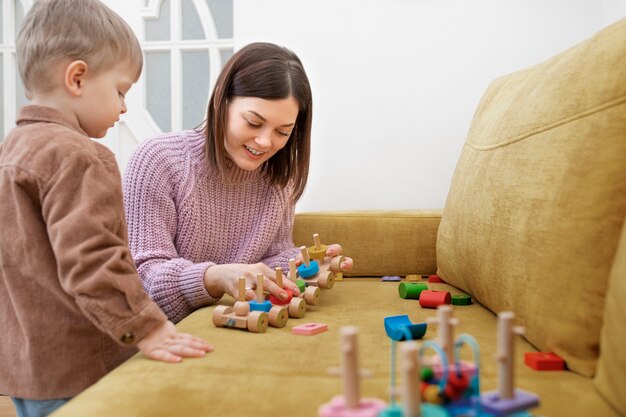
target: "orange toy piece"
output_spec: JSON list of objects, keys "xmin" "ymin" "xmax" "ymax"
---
[{"xmin": 212, "ymin": 277, "xmax": 268, "ymax": 333}]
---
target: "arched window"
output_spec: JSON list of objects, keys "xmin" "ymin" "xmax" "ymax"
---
[
  {"xmin": 142, "ymin": 0, "xmax": 234, "ymax": 133},
  {"xmin": 0, "ymin": 0, "xmax": 30, "ymax": 139}
]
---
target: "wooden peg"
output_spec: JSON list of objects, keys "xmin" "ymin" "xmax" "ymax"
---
[
  {"xmin": 401, "ymin": 341, "xmax": 422, "ymax": 417},
  {"xmin": 300, "ymin": 246, "xmax": 311, "ymax": 267},
  {"xmin": 275, "ymin": 267, "xmax": 283, "ymax": 288},
  {"xmin": 341, "ymin": 326, "xmax": 360, "ymax": 408},
  {"xmin": 288, "ymin": 258, "xmax": 297, "ymax": 281},
  {"xmin": 256, "ymin": 274, "xmax": 264, "ymax": 303},
  {"xmin": 237, "ymin": 277, "xmax": 246, "ymax": 302},
  {"xmin": 497, "ymin": 311, "xmax": 520, "ymax": 400},
  {"xmin": 314, "ymin": 233, "xmax": 322, "ymax": 249}
]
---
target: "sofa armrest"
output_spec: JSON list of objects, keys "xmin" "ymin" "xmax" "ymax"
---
[{"xmin": 293, "ymin": 210, "xmax": 442, "ymax": 276}]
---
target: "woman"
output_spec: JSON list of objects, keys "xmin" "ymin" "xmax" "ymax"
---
[{"xmin": 123, "ymin": 42, "xmax": 352, "ymax": 323}]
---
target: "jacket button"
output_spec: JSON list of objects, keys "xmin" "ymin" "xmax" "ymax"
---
[{"xmin": 120, "ymin": 332, "xmax": 135, "ymax": 344}]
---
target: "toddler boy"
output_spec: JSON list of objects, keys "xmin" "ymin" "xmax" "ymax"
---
[{"xmin": 0, "ymin": 1, "xmax": 212, "ymax": 416}]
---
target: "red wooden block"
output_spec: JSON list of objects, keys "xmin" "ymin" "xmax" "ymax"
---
[
  {"xmin": 428, "ymin": 275, "xmax": 445, "ymax": 283},
  {"xmin": 419, "ymin": 290, "xmax": 451, "ymax": 308},
  {"xmin": 524, "ymin": 352, "xmax": 565, "ymax": 371}
]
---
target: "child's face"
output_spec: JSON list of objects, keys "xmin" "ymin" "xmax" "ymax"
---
[
  {"xmin": 75, "ymin": 61, "xmax": 135, "ymax": 138},
  {"xmin": 224, "ymin": 96, "xmax": 299, "ymax": 171}
]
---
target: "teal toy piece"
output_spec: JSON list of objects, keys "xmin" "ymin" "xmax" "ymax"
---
[
  {"xmin": 384, "ymin": 315, "xmax": 427, "ymax": 341},
  {"xmin": 379, "ymin": 404, "xmax": 448, "ymax": 417},
  {"xmin": 297, "ymin": 260, "xmax": 319, "ymax": 278},
  {"xmin": 249, "ymin": 300, "xmax": 272, "ymax": 313}
]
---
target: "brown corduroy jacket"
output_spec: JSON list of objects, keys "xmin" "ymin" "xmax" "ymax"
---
[{"xmin": 0, "ymin": 105, "xmax": 167, "ymax": 399}]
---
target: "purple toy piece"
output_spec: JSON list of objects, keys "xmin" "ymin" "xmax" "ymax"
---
[
  {"xmin": 479, "ymin": 389, "xmax": 539, "ymax": 416},
  {"xmin": 382, "ymin": 275, "xmax": 401, "ymax": 282}
]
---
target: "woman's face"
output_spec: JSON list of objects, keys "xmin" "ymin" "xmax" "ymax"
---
[{"xmin": 224, "ymin": 96, "xmax": 299, "ymax": 171}]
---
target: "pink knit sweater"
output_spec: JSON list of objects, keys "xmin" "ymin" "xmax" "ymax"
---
[{"xmin": 123, "ymin": 129, "xmax": 300, "ymax": 323}]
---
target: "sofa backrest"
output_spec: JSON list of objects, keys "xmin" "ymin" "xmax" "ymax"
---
[{"xmin": 436, "ymin": 16, "xmax": 626, "ymax": 378}]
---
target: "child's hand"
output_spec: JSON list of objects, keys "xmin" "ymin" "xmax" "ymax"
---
[{"xmin": 137, "ymin": 321, "xmax": 213, "ymax": 363}]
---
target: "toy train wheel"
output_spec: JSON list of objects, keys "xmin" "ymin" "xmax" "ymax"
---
[
  {"xmin": 329, "ymin": 255, "xmax": 345, "ymax": 273},
  {"xmin": 247, "ymin": 311, "xmax": 268, "ymax": 333},
  {"xmin": 268, "ymin": 306, "xmax": 289, "ymax": 328},
  {"xmin": 288, "ymin": 297, "xmax": 306, "ymax": 318},
  {"xmin": 304, "ymin": 286, "xmax": 320, "ymax": 305},
  {"xmin": 212, "ymin": 305, "xmax": 232, "ymax": 327},
  {"xmin": 318, "ymin": 270, "xmax": 335, "ymax": 289}
]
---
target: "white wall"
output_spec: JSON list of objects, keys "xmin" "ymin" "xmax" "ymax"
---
[{"xmin": 234, "ymin": 0, "xmax": 626, "ymax": 212}]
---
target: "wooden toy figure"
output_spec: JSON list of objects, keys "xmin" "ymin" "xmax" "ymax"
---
[
  {"xmin": 249, "ymin": 274, "xmax": 289, "ymax": 328},
  {"xmin": 288, "ymin": 258, "xmax": 321, "ymax": 306},
  {"xmin": 318, "ymin": 326, "xmax": 386, "ymax": 417},
  {"xmin": 268, "ymin": 267, "xmax": 306, "ymax": 319},
  {"xmin": 479, "ymin": 312, "xmax": 539, "ymax": 416},
  {"xmin": 298, "ymin": 233, "xmax": 348, "ymax": 289},
  {"xmin": 212, "ymin": 278, "xmax": 268, "ymax": 333}
]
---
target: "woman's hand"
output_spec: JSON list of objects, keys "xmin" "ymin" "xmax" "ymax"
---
[
  {"xmin": 295, "ymin": 243, "xmax": 353, "ymax": 271},
  {"xmin": 325, "ymin": 243, "xmax": 353, "ymax": 271},
  {"xmin": 137, "ymin": 321, "xmax": 213, "ymax": 363},
  {"xmin": 203, "ymin": 263, "xmax": 301, "ymax": 301}
]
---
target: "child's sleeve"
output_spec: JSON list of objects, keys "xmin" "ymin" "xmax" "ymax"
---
[
  {"xmin": 123, "ymin": 141, "xmax": 218, "ymax": 323},
  {"xmin": 42, "ymin": 149, "xmax": 167, "ymax": 346}
]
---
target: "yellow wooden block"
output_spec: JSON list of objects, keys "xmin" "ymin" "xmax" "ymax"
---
[
  {"xmin": 406, "ymin": 274, "xmax": 419, "ymax": 282},
  {"xmin": 335, "ymin": 272, "xmax": 343, "ymax": 281}
]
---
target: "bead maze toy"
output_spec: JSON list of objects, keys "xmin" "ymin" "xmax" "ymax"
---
[
  {"xmin": 379, "ymin": 308, "xmax": 539, "ymax": 416},
  {"xmin": 212, "ymin": 277, "xmax": 268, "ymax": 333},
  {"xmin": 319, "ymin": 326, "xmax": 386, "ymax": 417},
  {"xmin": 249, "ymin": 274, "xmax": 289, "ymax": 328}
]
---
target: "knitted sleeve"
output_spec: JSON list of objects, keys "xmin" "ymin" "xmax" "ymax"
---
[
  {"xmin": 260, "ymin": 188, "xmax": 300, "ymax": 270},
  {"xmin": 123, "ymin": 137, "xmax": 218, "ymax": 323}
]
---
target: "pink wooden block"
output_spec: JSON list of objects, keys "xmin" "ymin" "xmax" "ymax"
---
[{"xmin": 292, "ymin": 322, "xmax": 328, "ymax": 335}]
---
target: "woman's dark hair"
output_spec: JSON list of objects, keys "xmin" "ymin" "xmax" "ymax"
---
[{"xmin": 204, "ymin": 42, "xmax": 312, "ymax": 202}]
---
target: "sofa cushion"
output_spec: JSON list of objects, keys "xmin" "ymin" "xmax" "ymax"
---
[
  {"xmin": 594, "ymin": 218, "xmax": 626, "ymax": 415},
  {"xmin": 436, "ymin": 17, "xmax": 626, "ymax": 377}
]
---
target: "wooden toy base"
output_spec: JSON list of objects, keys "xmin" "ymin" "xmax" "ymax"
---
[{"xmin": 318, "ymin": 396, "xmax": 386, "ymax": 417}]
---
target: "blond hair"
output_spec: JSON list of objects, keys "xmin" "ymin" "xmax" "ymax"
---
[{"xmin": 16, "ymin": 0, "xmax": 143, "ymax": 98}]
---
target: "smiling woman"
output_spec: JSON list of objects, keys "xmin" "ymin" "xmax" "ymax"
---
[
  {"xmin": 224, "ymin": 96, "xmax": 298, "ymax": 171},
  {"xmin": 122, "ymin": 42, "xmax": 354, "ymax": 324}
]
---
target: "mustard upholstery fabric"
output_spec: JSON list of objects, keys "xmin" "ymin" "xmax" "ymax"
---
[
  {"xmin": 50, "ymin": 212, "xmax": 619, "ymax": 417},
  {"xmin": 595, "ymin": 214, "xmax": 626, "ymax": 416},
  {"xmin": 51, "ymin": 280, "xmax": 618, "ymax": 417},
  {"xmin": 293, "ymin": 210, "xmax": 441, "ymax": 276},
  {"xmin": 436, "ymin": 17, "xmax": 626, "ymax": 377}
]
